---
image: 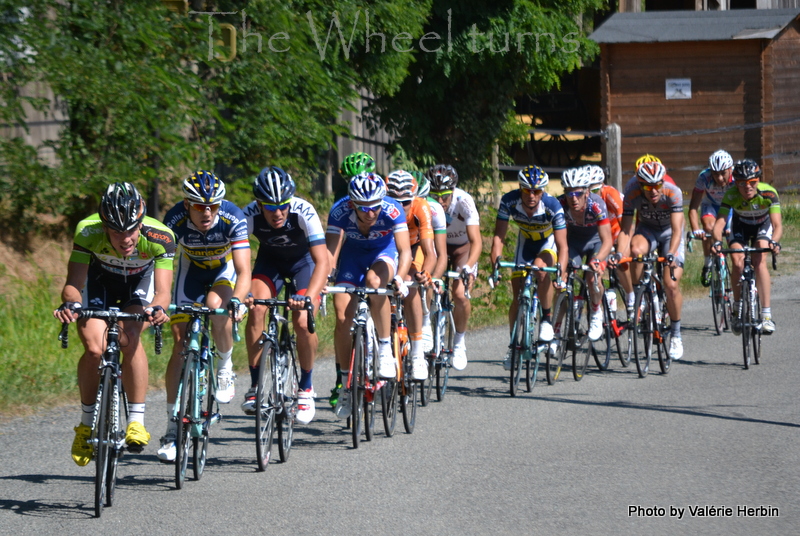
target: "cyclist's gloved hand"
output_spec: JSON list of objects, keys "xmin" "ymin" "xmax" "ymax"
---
[
  {"xmin": 590, "ymin": 257, "xmax": 607, "ymax": 273},
  {"xmin": 665, "ymin": 253, "xmax": 676, "ymax": 267},
  {"xmin": 54, "ymin": 301, "xmax": 81, "ymax": 323},
  {"xmin": 288, "ymin": 294, "xmax": 310, "ymax": 311},
  {"xmin": 711, "ymin": 241, "xmax": 723, "ymax": 254},
  {"xmin": 228, "ymin": 297, "xmax": 248, "ymax": 321},
  {"xmin": 414, "ymin": 270, "xmax": 432, "ymax": 286},
  {"xmin": 608, "ymin": 252, "xmax": 621, "ymax": 268},
  {"xmin": 692, "ymin": 228, "xmax": 706, "ymax": 239},
  {"xmin": 769, "ymin": 240, "xmax": 781, "ymax": 254},
  {"xmin": 144, "ymin": 305, "xmax": 168, "ymax": 326},
  {"xmin": 393, "ymin": 275, "xmax": 409, "ymax": 298}
]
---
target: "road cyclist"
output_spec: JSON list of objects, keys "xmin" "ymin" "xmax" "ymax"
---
[
  {"xmin": 689, "ymin": 150, "xmax": 735, "ymax": 287},
  {"xmin": 157, "ymin": 170, "xmax": 251, "ymax": 462},
  {"xmin": 241, "ymin": 166, "xmax": 329, "ymax": 425},
  {"xmin": 490, "ymin": 164, "xmax": 569, "ymax": 372},
  {"xmin": 55, "ymin": 182, "xmax": 175, "ymax": 467},
  {"xmin": 615, "ymin": 160, "xmax": 686, "ymax": 361},
  {"xmin": 711, "ymin": 159, "xmax": 782, "ymax": 335},
  {"xmin": 325, "ymin": 172, "xmax": 412, "ymax": 421},
  {"xmin": 426, "ymin": 164, "xmax": 482, "ymax": 371}
]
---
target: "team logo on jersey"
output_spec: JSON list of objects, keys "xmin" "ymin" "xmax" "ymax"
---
[
  {"xmin": 267, "ymin": 235, "xmax": 296, "ymax": 247},
  {"xmin": 385, "ymin": 204, "xmax": 401, "ymax": 220}
]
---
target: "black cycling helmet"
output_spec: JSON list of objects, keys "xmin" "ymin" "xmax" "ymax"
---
[
  {"xmin": 253, "ymin": 166, "xmax": 296, "ymax": 204},
  {"xmin": 732, "ymin": 159, "xmax": 761, "ymax": 181},
  {"xmin": 340, "ymin": 152, "xmax": 376, "ymax": 179},
  {"xmin": 425, "ymin": 164, "xmax": 458, "ymax": 191},
  {"xmin": 99, "ymin": 182, "xmax": 146, "ymax": 232}
]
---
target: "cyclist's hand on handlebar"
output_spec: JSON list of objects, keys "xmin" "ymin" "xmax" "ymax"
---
[
  {"xmin": 711, "ymin": 240, "xmax": 723, "ymax": 254},
  {"xmin": 228, "ymin": 297, "xmax": 248, "ymax": 322},
  {"xmin": 144, "ymin": 305, "xmax": 169, "ymax": 326},
  {"xmin": 769, "ymin": 240, "xmax": 781, "ymax": 256},
  {"xmin": 288, "ymin": 294, "xmax": 310, "ymax": 311},
  {"xmin": 54, "ymin": 301, "xmax": 81, "ymax": 323},
  {"xmin": 692, "ymin": 228, "xmax": 706, "ymax": 239},
  {"xmin": 589, "ymin": 257, "xmax": 606, "ymax": 274},
  {"xmin": 607, "ymin": 252, "xmax": 621, "ymax": 269},
  {"xmin": 414, "ymin": 270, "xmax": 432, "ymax": 287},
  {"xmin": 393, "ymin": 275, "xmax": 409, "ymax": 298},
  {"xmin": 664, "ymin": 253, "xmax": 677, "ymax": 268},
  {"xmin": 553, "ymin": 276, "xmax": 566, "ymax": 291}
]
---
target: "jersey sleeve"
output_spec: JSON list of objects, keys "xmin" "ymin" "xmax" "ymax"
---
[
  {"xmin": 142, "ymin": 219, "xmax": 177, "ymax": 270},
  {"xmin": 69, "ymin": 216, "xmax": 103, "ymax": 265},
  {"xmin": 242, "ymin": 201, "xmax": 260, "ymax": 234},
  {"xmin": 461, "ymin": 193, "xmax": 480, "ymax": 227},
  {"xmin": 294, "ymin": 198, "xmax": 327, "ymax": 247},
  {"xmin": 326, "ymin": 197, "xmax": 349, "ymax": 234},
  {"xmin": 415, "ymin": 198, "xmax": 434, "ymax": 240}
]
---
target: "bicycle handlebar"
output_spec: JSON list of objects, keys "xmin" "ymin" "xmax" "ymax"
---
[
  {"xmin": 59, "ymin": 309, "xmax": 153, "ymax": 350},
  {"xmin": 250, "ymin": 296, "xmax": 316, "ymax": 334},
  {"xmin": 325, "ymin": 286, "xmax": 395, "ymax": 296},
  {"xmin": 614, "ymin": 254, "xmax": 676, "ymax": 281},
  {"xmin": 167, "ymin": 304, "xmax": 241, "ymax": 340},
  {"xmin": 718, "ymin": 247, "xmax": 778, "ymax": 270}
]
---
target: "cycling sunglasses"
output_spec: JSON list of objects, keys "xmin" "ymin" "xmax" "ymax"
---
[
  {"xmin": 639, "ymin": 182, "xmax": 663, "ymax": 192},
  {"xmin": 735, "ymin": 178, "xmax": 759, "ymax": 187},
  {"xmin": 190, "ymin": 202, "xmax": 221, "ymax": 212},
  {"xmin": 565, "ymin": 189, "xmax": 585, "ymax": 198},
  {"xmin": 430, "ymin": 190, "xmax": 453, "ymax": 199},
  {"xmin": 356, "ymin": 203, "xmax": 382, "ymax": 213},
  {"xmin": 261, "ymin": 201, "xmax": 290, "ymax": 211},
  {"xmin": 522, "ymin": 187, "xmax": 544, "ymax": 196}
]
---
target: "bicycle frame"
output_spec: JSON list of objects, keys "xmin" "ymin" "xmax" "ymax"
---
[{"xmin": 427, "ymin": 270, "xmax": 461, "ymax": 401}]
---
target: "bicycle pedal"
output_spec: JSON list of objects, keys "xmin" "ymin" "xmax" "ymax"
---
[{"xmin": 126, "ymin": 443, "xmax": 144, "ymax": 454}]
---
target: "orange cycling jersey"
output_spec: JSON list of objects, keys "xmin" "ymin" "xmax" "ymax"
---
[
  {"xmin": 598, "ymin": 185, "xmax": 623, "ymax": 241},
  {"xmin": 406, "ymin": 197, "xmax": 434, "ymax": 246}
]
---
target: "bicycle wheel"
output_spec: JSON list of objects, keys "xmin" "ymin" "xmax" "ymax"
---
[
  {"xmin": 526, "ymin": 299, "xmax": 542, "ymax": 392},
  {"xmin": 277, "ymin": 345, "xmax": 298, "ymax": 462},
  {"xmin": 106, "ymin": 380, "xmax": 122, "ymax": 511},
  {"xmin": 592, "ymin": 293, "xmax": 613, "ymax": 371},
  {"xmin": 751, "ymin": 286, "xmax": 761, "ymax": 365},
  {"xmin": 435, "ymin": 309, "xmax": 454, "ymax": 401},
  {"xmin": 94, "ymin": 369, "xmax": 112, "ymax": 517},
  {"xmin": 509, "ymin": 299, "xmax": 527, "ymax": 397},
  {"xmin": 175, "ymin": 355, "xmax": 194, "ymax": 488},
  {"xmin": 615, "ymin": 284, "xmax": 633, "ymax": 367},
  {"xmin": 572, "ymin": 293, "xmax": 592, "ymax": 381},
  {"xmin": 255, "ymin": 342, "xmax": 276, "ymax": 471},
  {"xmin": 546, "ymin": 292, "xmax": 568, "ymax": 384},
  {"xmin": 421, "ymin": 355, "xmax": 434, "ymax": 407},
  {"xmin": 401, "ymin": 379, "xmax": 418, "ymax": 434},
  {"xmin": 193, "ymin": 355, "xmax": 212, "ymax": 480},
  {"xmin": 721, "ymin": 261, "xmax": 734, "ymax": 331},
  {"xmin": 740, "ymin": 281, "xmax": 752, "ymax": 369},
  {"xmin": 632, "ymin": 288, "xmax": 653, "ymax": 378},
  {"xmin": 710, "ymin": 268, "xmax": 725, "ymax": 336},
  {"xmin": 351, "ymin": 327, "xmax": 365, "ymax": 448},
  {"xmin": 656, "ymin": 292, "xmax": 672, "ymax": 374},
  {"xmin": 381, "ymin": 378, "xmax": 398, "ymax": 437}
]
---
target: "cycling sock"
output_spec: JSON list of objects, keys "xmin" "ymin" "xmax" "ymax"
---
[
  {"xmin": 218, "ymin": 348, "xmax": 233, "ymax": 372},
  {"xmin": 422, "ymin": 311, "xmax": 431, "ymax": 327},
  {"xmin": 81, "ymin": 403, "xmax": 95, "ymax": 427},
  {"xmin": 627, "ymin": 292, "xmax": 635, "ymax": 307},
  {"xmin": 762, "ymin": 307, "xmax": 771, "ymax": 318},
  {"xmin": 128, "ymin": 403, "xmax": 145, "ymax": 425},
  {"xmin": 671, "ymin": 320, "xmax": 681, "ymax": 338},
  {"xmin": 300, "ymin": 368, "xmax": 313, "ymax": 391},
  {"xmin": 410, "ymin": 334, "xmax": 422, "ymax": 357},
  {"xmin": 378, "ymin": 338, "xmax": 391, "ymax": 347},
  {"xmin": 454, "ymin": 331, "xmax": 465, "ymax": 347},
  {"xmin": 542, "ymin": 308, "xmax": 551, "ymax": 323},
  {"xmin": 249, "ymin": 365, "xmax": 259, "ymax": 388},
  {"xmin": 704, "ymin": 255, "xmax": 712, "ymax": 267},
  {"xmin": 340, "ymin": 370, "xmax": 350, "ymax": 387}
]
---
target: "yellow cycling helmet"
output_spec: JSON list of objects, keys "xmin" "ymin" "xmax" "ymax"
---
[{"xmin": 634, "ymin": 154, "xmax": 662, "ymax": 169}]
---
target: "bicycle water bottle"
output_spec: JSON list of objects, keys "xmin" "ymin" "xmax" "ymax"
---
[
  {"xmin": 198, "ymin": 359, "xmax": 208, "ymax": 396},
  {"xmin": 605, "ymin": 289, "xmax": 617, "ymax": 319},
  {"xmin": 653, "ymin": 293, "xmax": 662, "ymax": 324},
  {"xmin": 574, "ymin": 295, "xmax": 585, "ymax": 324},
  {"xmin": 530, "ymin": 295, "xmax": 539, "ymax": 330}
]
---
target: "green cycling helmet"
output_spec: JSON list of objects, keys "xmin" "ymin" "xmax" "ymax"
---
[{"xmin": 340, "ymin": 152, "xmax": 376, "ymax": 179}]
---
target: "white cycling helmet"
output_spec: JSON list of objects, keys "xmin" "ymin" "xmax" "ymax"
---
[
  {"xmin": 386, "ymin": 170, "xmax": 416, "ymax": 201},
  {"xmin": 636, "ymin": 161, "xmax": 666, "ymax": 184},
  {"xmin": 709, "ymin": 150, "xmax": 733, "ymax": 172},
  {"xmin": 348, "ymin": 172, "xmax": 386, "ymax": 203},
  {"xmin": 561, "ymin": 167, "xmax": 592, "ymax": 189},
  {"xmin": 583, "ymin": 165, "xmax": 605, "ymax": 187}
]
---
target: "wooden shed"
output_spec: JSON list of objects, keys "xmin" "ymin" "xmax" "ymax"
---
[{"xmin": 590, "ymin": 8, "xmax": 800, "ymax": 192}]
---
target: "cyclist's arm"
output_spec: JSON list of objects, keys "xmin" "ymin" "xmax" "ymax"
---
[
  {"xmin": 710, "ymin": 211, "xmax": 728, "ymax": 244},
  {"xmin": 325, "ymin": 229, "xmax": 344, "ymax": 273},
  {"xmin": 688, "ymin": 188, "xmax": 704, "ymax": 233},
  {"xmin": 490, "ymin": 217, "xmax": 509, "ymax": 266},
  {"xmin": 616, "ymin": 214, "xmax": 635, "ymax": 257},
  {"xmin": 394, "ymin": 229, "xmax": 412, "ymax": 280},
  {"xmin": 431, "ymin": 232, "xmax": 448, "ymax": 280},
  {"xmin": 554, "ymin": 227, "xmax": 569, "ymax": 274},
  {"xmin": 668, "ymin": 211, "xmax": 684, "ymax": 258},
  {"xmin": 230, "ymin": 247, "xmax": 252, "ymax": 303},
  {"xmin": 769, "ymin": 211, "xmax": 782, "ymax": 245},
  {"xmin": 55, "ymin": 261, "xmax": 88, "ymax": 322},
  {"xmin": 465, "ymin": 223, "xmax": 482, "ymax": 270},
  {"xmin": 418, "ymin": 236, "xmax": 437, "ymax": 277},
  {"xmin": 596, "ymin": 222, "xmax": 613, "ymax": 264},
  {"xmin": 306, "ymin": 242, "xmax": 331, "ymax": 302},
  {"xmin": 150, "ymin": 267, "xmax": 174, "ymax": 313}
]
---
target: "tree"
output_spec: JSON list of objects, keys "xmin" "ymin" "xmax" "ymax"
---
[{"xmin": 366, "ymin": 0, "xmax": 602, "ymax": 184}]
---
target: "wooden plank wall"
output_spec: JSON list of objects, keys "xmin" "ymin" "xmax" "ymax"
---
[
  {"xmin": 763, "ymin": 20, "xmax": 800, "ymax": 190},
  {"xmin": 601, "ymin": 40, "xmax": 762, "ymax": 195}
]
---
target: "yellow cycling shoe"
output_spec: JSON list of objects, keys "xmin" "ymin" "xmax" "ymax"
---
[
  {"xmin": 125, "ymin": 421, "xmax": 151, "ymax": 453},
  {"xmin": 71, "ymin": 423, "xmax": 94, "ymax": 467}
]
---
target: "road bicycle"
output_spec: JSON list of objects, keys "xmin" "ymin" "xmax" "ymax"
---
[
  {"xmin": 718, "ymin": 246, "xmax": 776, "ymax": 369},
  {"xmin": 325, "ymin": 285, "xmax": 392, "ymax": 449},
  {"xmin": 489, "ymin": 260, "xmax": 558, "ymax": 395},
  {"xmin": 549, "ymin": 261, "xmax": 600, "ymax": 383},
  {"xmin": 250, "ymin": 290, "xmax": 315, "ymax": 471},
  {"xmin": 59, "ymin": 308, "xmax": 162, "ymax": 518},
  {"xmin": 423, "ymin": 270, "xmax": 467, "ymax": 403},
  {"xmin": 168, "ymin": 304, "xmax": 234, "ymax": 489},
  {"xmin": 592, "ymin": 266, "xmax": 632, "ymax": 371},
  {"xmin": 382, "ymin": 291, "xmax": 420, "ymax": 434},
  {"xmin": 687, "ymin": 232, "xmax": 733, "ymax": 335},
  {"xmin": 619, "ymin": 254, "xmax": 674, "ymax": 377}
]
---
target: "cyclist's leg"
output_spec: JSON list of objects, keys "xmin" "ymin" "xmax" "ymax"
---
[
  {"xmin": 287, "ymin": 256, "xmax": 320, "ymax": 422},
  {"xmin": 403, "ymin": 244, "xmax": 427, "ymax": 378},
  {"xmin": 206, "ymin": 261, "xmax": 238, "ymax": 403},
  {"xmin": 366, "ymin": 256, "xmax": 395, "ymax": 378},
  {"xmin": 73, "ymin": 317, "xmax": 107, "ymax": 465},
  {"xmin": 727, "ymin": 221, "xmax": 749, "ymax": 303},
  {"xmin": 244, "ymin": 274, "xmax": 277, "ymax": 412},
  {"xmin": 753, "ymin": 221, "xmax": 774, "ymax": 331},
  {"xmin": 119, "ymin": 300, "xmax": 150, "ymax": 447}
]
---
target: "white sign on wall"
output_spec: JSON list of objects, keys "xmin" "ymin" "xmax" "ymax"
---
[{"xmin": 666, "ymin": 78, "xmax": 692, "ymax": 100}]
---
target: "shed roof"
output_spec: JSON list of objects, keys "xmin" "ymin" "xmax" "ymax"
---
[{"xmin": 590, "ymin": 8, "xmax": 800, "ymax": 44}]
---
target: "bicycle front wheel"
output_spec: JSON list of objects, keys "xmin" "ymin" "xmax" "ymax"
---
[
  {"xmin": 740, "ymin": 282, "xmax": 752, "ymax": 369},
  {"xmin": 401, "ymin": 379, "xmax": 418, "ymax": 434},
  {"xmin": 751, "ymin": 286, "xmax": 761, "ymax": 366},
  {"xmin": 592, "ymin": 293, "xmax": 613, "ymax": 371},
  {"xmin": 255, "ymin": 342, "xmax": 276, "ymax": 471},
  {"xmin": 656, "ymin": 294, "xmax": 672, "ymax": 374},
  {"xmin": 277, "ymin": 345, "xmax": 298, "ymax": 462},
  {"xmin": 435, "ymin": 310, "xmax": 454, "ymax": 401},
  {"xmin": 632, "ymin": 288, "xmax": 653, "ymax": 378},
  {"xmin": 351, "ymin": 327, "xmax": 366, "ymax": 448},
  {"xmin": 572, "ymin": 294, "xmax": 592, "ymax": 381},
  {"xmin": 175, "ymin": 355, "xmax": 194, "ymax": 488},
  {"xmin": 193, "ymin": 356, "xmax": 213, "ymax": 480},
  {"xmin": 546, "ymin": 292, "xmax": 569, "ymax": 384},
  {"xmin": 710, "ymin": 269, "xmax": 725, "ymax": 336},
  {"xmin": 94, "ymin": 369, "xmax": 113, "ymax": 517},
  {"xmin": 509, "ymin": 299, "xmax": 527, "ymax": 397}
]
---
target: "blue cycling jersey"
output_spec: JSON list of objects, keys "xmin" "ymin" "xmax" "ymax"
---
[{"xmin": 326, "ymin": 196, "xmax": 408, "ymax": 251}]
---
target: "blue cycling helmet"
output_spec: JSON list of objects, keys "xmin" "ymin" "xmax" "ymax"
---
[
  {"xmin": 348, "ymin": 172, "xmax": 386, "ymax": 203},
  {"xmin": 518, "ymin": 165, "xmax": 549, "ymax": 189},
  {"xmin": 183, "ymin": 170, "xmax": 226, "ymax": 204}
]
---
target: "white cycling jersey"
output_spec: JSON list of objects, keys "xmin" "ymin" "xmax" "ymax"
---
[
  {"xmin": 445, "ymin": 188, "xmax": 480, "ymax": 246},
  {"xmin": 426, "ymin": 196, "xmax": 447, "ymax": 234}
]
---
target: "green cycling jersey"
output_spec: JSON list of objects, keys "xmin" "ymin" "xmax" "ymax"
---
[{"xmin": 718, "ymin": 182, "xmax": 780, "ymax": 226}]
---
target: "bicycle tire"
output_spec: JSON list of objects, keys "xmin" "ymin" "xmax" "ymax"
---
[
  {"xmin": 364, "ymin": 331, "xmax": 377, "ymax": 441},
  {"xmin": 421, "ymin": 355, "xmax": 434, "ymax": 406},
  {"xmin": 572, "ymin": 293, "xmax": 592, "ymax": 381},
  {"xmin": 175, "ymin": 354, "xmax": 194, "ymax": 488},
  {"xmin": 722, "ymin": 261, "xmax": 734, "ymax": 331},
  {"xmin": 401, "ymin": 379, "xmax": 418, "ymax": 434},
  {"xmin": 381, "ymin": 379, "xmax": 398, "ymax": 437},
  {"xmin": 351, "ymin": 327, "xmax": 365, "ymax": 449},
  {"xmin": 615, "ymin": 284, "xmax": 633, "ymax": 367},
  {"xmin": 741, "ymin": 281, "xmax": 752, "ymax": 369},
  {"xmin": 592, "ymin": 293, "xmax": 613, "ymax": 371},
  {"xmin": 106, "ymin": 379, "xmax": 122, "ymax": 511},
  {"xmin": 527, "ymin": 298, "xmax": 542, "ymax": 392},
  {"xmin": 546, "ymin": 291, "xmax": 569, "ymax": 384},
  {"xmin": 656, "ymin": 291, "xmax": 672, "ymax": 374},
  {"xmin": 509, "ymin": 299, "xmax": 527, "ymax": 397},
  {"xmin": 752, "ymin": 286, "xmax": 761, "ymax": 365},
  {"xmin": 632, "ymin": 288, "xmax": 653, "ymax": 378},
  {"xmin": 277, "ymin": 344, "xmax": 298, "ymax": 462},
  {"xmin": 435, "ymin": 309, "xmax": 453, "ymax": 401},
  {"xmin": 255, "ymin": 342, "xmax": 276, "ymax": 471},
  {"xmin": 193, "ymin": 354, "xmax": 212, "ymax": 480},
  {"xmin": 94, "ymin": 369, "xmax": 112, "ymax": 517},
  {"xmin": 710, "ymin": 268, "xmax": 725, "ymax": 336}
]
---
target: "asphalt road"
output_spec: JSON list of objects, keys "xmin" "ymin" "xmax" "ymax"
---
[{"xmin": 1, "ymin": 272, "xmax": 798, "ymax": 535}]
